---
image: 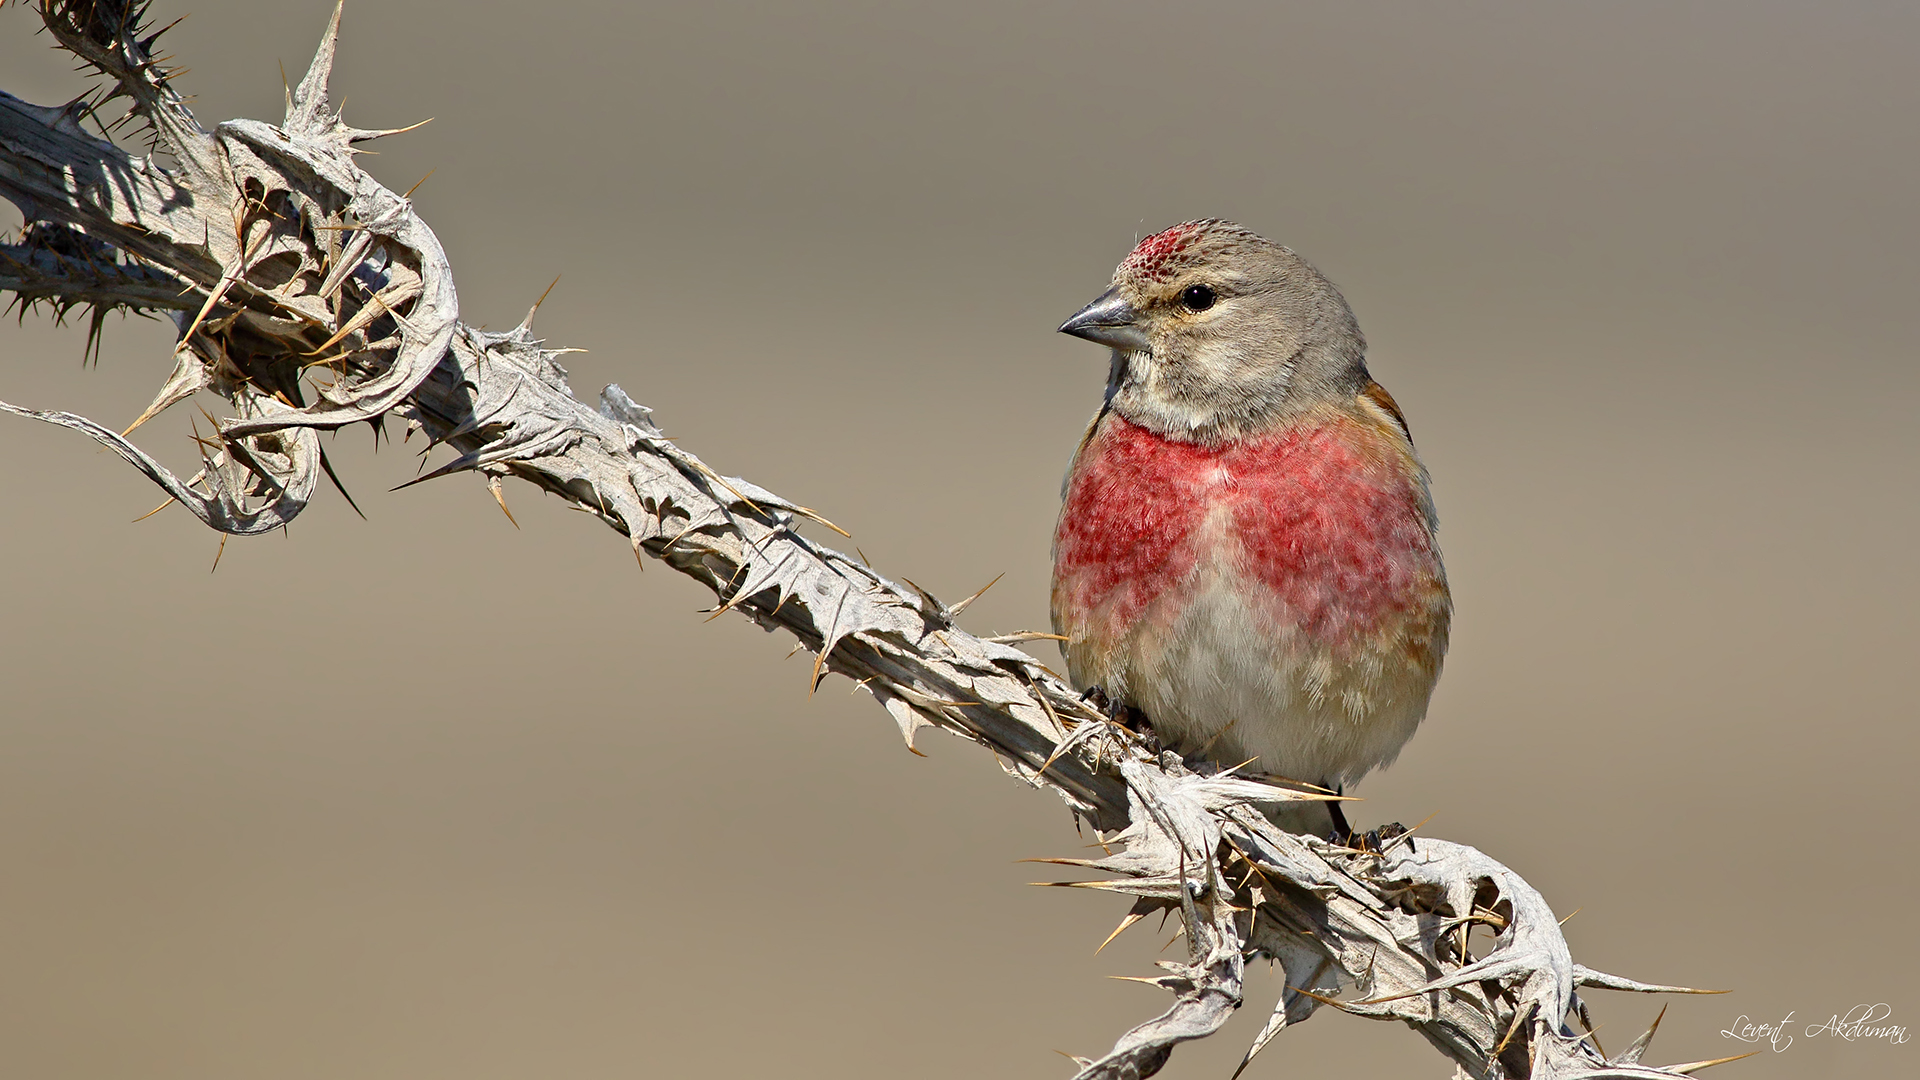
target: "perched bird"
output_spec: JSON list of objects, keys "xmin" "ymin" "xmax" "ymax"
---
[{"xmin": 1051, "ymin": 220, "xmax": 1450, "ymax": 836}]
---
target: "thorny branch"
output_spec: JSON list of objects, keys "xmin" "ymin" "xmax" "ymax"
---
[{"xmin": 0, "ymin": 4, "xmax": 1739, "ymax": 1076}]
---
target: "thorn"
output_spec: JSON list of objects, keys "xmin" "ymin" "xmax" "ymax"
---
[
  {"xmin": 662, "ymin": 521, "xmax": 702, "ymax": 554},
  {"xmin": 791, "ymin": 504, "xmax": 850, "ymax": 537},
  {"xmin": 1095, "ymin": 912, "xmax": 1145, "ymax": 955},
  {"xmin": 689, "ymin": 465, "xmax": 764, "ymax": 516},
  {"xmin": 1571, "ymin": 995, "xmax": 1607, "ymax": 1059},
  {"xmin": 210, "ymin": 532, "xmax": 228, "ymax": 573},
  {"xmin": 401, "ymin": 168, "xmax": 436, "ymax": 201},
  {"xmin": 487, "ymin": 476, "xmax": 519, "ymax": 528},
  {"xmin": 1106, "ymin": 975, "xmax": 1166, "ymax": 988},
  {"xmin": 1624, "ymin": 1004, "xmax": 1669, "ymax": 1063},
  {"xmin": 319, "ymin": 446, "xmax": 366, "ymax": 520},
  {"xmin": 145, "ymin": 15, "xmax": 189, "ymax": 48},
  {"xmin": 1493, "ymin": 999, "xmax": 1536, "ymax": 1055},
  {"xmin": 132, "ymin": 496, "xmax": 176, "ymax": 522},
  {"xmin": 520, "ymin": 274, "xmax": 561, "ymax": 330},
  {"xmin": 1379, "ymin": 809, "xmax": 1440, "ymax": 854},
  {"xmin": 1022, "ymin": 673, "xmax": 1069, "ymax": 744},
  {"xmin": 300, "ymin": 349, "xmax": 354, "ymax": 370},
  {"xmin": 349, "ymin": 117, "xmax": 434, "ymax": 142},
  {"xmin": 944, "ymin": 571, "xmax": 1004, "ymax": 618},
  {"xmin": 1284, "ymin": 985, "xmax": 1351, "ymax": 1012},
  {"xmin": 807, "ymin": 592, "xmax": 855, "ymax": 695},
  {"xmin": 123, "ymin": 406, "xmax": 163, "ymax": 438},
  {"xmin": 1036, "ymin": 721, "xmax": 1089, "ymax": 780},
  {"xmin": 1666, "ymin": 1051, "xmax": 1761, "ymax": 1074},
  {"xmin": 176, "ymin": 269, "xmax": 234, "ymax": 351},
  {"xmin": 84, "ymin": 305, "xmax": 107, "ymax": 368},
  {"xmin": 1559, "ymin": 906, "xmax": 1583, "ymax": 926}
]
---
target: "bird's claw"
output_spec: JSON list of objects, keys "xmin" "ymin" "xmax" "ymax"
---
[
  {"xmin": 1081, "ymin": 685, "xmax": 1161, "ymax": 752},
  {"xmin": 1330, "ymin": 820, "xmax": 1414, "ymax": 854}
]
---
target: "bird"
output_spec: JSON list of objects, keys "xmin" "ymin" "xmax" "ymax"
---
[{"xmin": 1050, "ymin": 220, "xmax": 1451, "ymax": 838}]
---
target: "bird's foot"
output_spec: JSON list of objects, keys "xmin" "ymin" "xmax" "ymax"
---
[
  {"xmin": 1109, "ymin": 702, "xmax": 1159, "ymax": 753},
  {"xmin": 1080, "ymin": 686, "xmax": 1161, "ymax": 753},
  {"xmin": 1330, "ymin": 820, "xmax": 1414, "ymax": 854}
]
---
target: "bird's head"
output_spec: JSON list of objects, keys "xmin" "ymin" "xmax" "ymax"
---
[{"xmin": 1058, "ymin": 220, "xmax": 1368, "ymax": 443}]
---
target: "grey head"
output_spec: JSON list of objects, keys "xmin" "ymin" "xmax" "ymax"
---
[{"xmin": 1058, "ymin": 219, "xmax": 1370, "ymax": 443}]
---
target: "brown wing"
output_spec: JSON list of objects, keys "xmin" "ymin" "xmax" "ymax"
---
[{"xmin": 1357, "ymin": 380, "xmax": 1413, "ymax": 444}]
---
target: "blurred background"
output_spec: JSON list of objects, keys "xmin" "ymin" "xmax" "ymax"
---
[{"xmin": 2, "ymin": 2, "xmax": 1915, "ymax": 1077}]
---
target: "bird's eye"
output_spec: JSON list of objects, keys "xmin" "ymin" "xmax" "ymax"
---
[{"xmin": 1181, "ymin": 284, "xmax": 1217, "ymax": 312}]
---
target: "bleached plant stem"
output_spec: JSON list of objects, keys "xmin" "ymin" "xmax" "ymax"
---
[{"xmin": 0, "ymin": 4, "xmax": 1732, "ymax": 1077}]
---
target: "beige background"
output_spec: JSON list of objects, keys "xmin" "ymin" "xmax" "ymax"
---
[{"xmin": 3, "ymin": 2, "xmax": 1916, "ymax": 1077}]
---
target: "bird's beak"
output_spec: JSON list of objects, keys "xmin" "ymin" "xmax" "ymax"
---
[{"xmin": 1058, "ymin": 285, "xmax": 1148, "ymax": 352}]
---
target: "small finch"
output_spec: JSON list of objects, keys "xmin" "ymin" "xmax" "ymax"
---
[{"xmin": 1051, "ymin": 220, "xmax": 1451, "ymax": 836}]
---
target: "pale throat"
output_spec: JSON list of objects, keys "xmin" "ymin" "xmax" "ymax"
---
[{"xmin": 1104, "ymin": 346, "xmax": 1303, "ymax": 446}]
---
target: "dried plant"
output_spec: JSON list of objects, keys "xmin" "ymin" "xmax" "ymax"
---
[{"xmin": 0, "ymin": 4, "xmax": 1741, "ymax": 1076}]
